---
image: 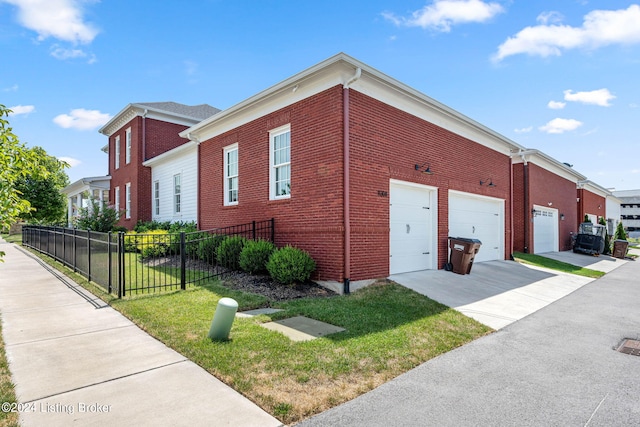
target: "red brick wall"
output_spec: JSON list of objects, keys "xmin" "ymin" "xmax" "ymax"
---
[
  {"xmin": 527, "ymin": 163, "xmax": 578, "ymax": 251},
  {"xmin": 578, "ymin": 188, "xmax": 606, "ymax": 226},
  {"xmin": 348, "ymin": 90, "xmax": 512, "ymax": 276},
  {"xmin": 198, "ymin": 85, "xmax": 513, "ymax": 281},
  {"xmin": 108, "ymin": 116, "xmax": 190, "ymax": 229},
  {"xmin": 198, "ymin": 87, "xmax": 346, "ymax": 280}
]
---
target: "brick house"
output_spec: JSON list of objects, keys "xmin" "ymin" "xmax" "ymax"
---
[
  {"xmin": 181, "ymin": 53, "xmax": 526, "ymax": 291},
  {"xmin": 98, "ymin": 102, "xmax": 219, "ymax": 228},
  {"xmin": 512, "ymin": 149, "xmax": 586, "ymax": 254},
  {"xmin": 577, "ymin": 180, "xmax": 609, "ymax": 225}
]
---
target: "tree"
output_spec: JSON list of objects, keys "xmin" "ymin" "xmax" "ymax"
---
[
  {"xmin": 1, "ymin": 104, "xmax": 49, "ymax": 259},
  {"xmin": 15, "ymin": 147, "xmax": 69, "ymax": 225},
  {"xmin": 613, "ymin": 221, "xmax": 627, "ymax": 241},
  {"xmin": 598, "ymin": 217, "xmax": 611, "ymax": 255},
  {"xmin": 74, "ymin": 198, "xmax": 122, "ymax": 232},
  {"xmin": 583, "ymin": 214, "xmax": 591, "ymax": 223}
]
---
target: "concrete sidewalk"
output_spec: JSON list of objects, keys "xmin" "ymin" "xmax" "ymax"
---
[
  {"xmin": 390, "ymin": 251, "xmax": 629, "ymax": 330},
  {"xmin": 300, "ymin": 253, "xmax": 640, "ymax": 427},
  {"xmin": 0, "ymin": 239, "xmax": 282, "ymax": 427}
]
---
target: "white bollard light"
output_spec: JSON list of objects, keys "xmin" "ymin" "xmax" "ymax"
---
[{"xmin": 208, "ymin": 297, "xmax": 238, "ymax": 341}]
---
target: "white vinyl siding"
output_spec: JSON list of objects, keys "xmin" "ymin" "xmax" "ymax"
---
[
  {"xmin": 125, "ymin": 183, "xmax": 131, "ymax": 219},
  {"xmin": 125, "ymin": 127, "xmax": 131, "ymax": 164},
  {"xmin": 147, "ymin": 145, "xmax": 197, "ymax": 223},
  {"xmin": 224, "ymin": 144, "xmax": 238, "ymax": 206},
  {"xmin": 269, "ymin": 125, "xmax": 291, "ymax": 200},
  {"xmin": 114, "ymin": 136, "xmax": 120, "ymax": 169}
]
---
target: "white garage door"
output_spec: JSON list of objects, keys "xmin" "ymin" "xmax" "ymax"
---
[
  {"xmin": 449, "ymin": 191, "xmax": 504, "ymax": 263},
  {"xmin": 533, "ymin": 205, "xmax": 558, "ymax": 254},
  {"xmin": 389, "ymin": 181, "xmax": 436, "ymax": 274}
]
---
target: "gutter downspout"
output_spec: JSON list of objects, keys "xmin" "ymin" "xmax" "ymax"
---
[
  {"xmin": 342, "ymin": 67, "xmax": 361, "ymax": 295},
  {"xmin": 521, "ymin": 152, "xmax": 530, "ymax": 253},
  {"xmin": 509, "ymin": 154, "xmax": 515, "ymax": 260},
  {"xmin": 142, "ymin": 109, "xmax": 148, "ymax": 161}
]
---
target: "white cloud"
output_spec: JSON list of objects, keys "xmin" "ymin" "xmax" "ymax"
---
[
  {"xmin": 547, "ymin": 100, "xmax": 566, "ymax": 109},
  {"xmin": 563, "ymin": 88, "xmax": 615, "ymax": 106},
  {"xmin": 2, "ymin": 0, "xmax": 99, "ymax": 44},
  {"xmin": 57, "ymin": 156, "xmax": 81, "ymax": 167},
  {"xmin": 53, "ymin": 108, "xmax": 111, "ymax": 130},
  {"xmin": 382, "ymin": 0, "xmax": 504, "ymax": 32},
  {"xmin": 536, "ymin": 11, "xmax": 564, "ymax": 25},
  {"xmin": 493, "ymin": 5, "xmax": 640, "ymax": 61},
  {"xmin": 539, "ymin": 118, "xmax": 583, "ymax": 134},
  {"xmin": 50, "ymin": 45, "xmax": 87, "ymax": 60},
  {"xmin": 514, "ymin": 126, "xmax": 533, "ymax": 133},
  {"xmin": 2, "ymin": 84, "xmax": 19, "ymax": 92},
  {"xmin": 7, "ymin": 105, "xmax": 35, "ymax": 116}
]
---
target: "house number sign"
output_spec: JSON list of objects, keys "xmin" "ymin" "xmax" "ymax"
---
[{"xmin": 378, "ymin": 190, "xmax": 388, "ymax": 197}]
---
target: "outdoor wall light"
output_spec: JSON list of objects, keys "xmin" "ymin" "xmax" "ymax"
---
[
  {"xmin": 560, "ymin": 214, "xmax": 565, "ymax": 221},
  {"xmin": 480, "ymin": 177, "xmax": 496, "ymax": 187},
  {"xmin": 415, "ymin": 163, "xmax": 433, "ymax": 174}
]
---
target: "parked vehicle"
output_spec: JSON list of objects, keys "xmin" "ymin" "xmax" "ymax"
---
[{"xmin": 573, "ymin": 222, "xmax": 606, "ymax": 255}]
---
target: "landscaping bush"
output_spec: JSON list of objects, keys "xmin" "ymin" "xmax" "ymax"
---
[
  {"xmin": 137, "ymin": 229, "xmax": 171, "ymax": 258},
  {"xmin": 613, "ymin": 221, "xmax": 627, "ymax": 241},
  {"xmin": 240, "ymin": 239, "xmax": 276, "ymax": 274},
  {"xmin": 197, "ymin": 234, "xmax": 226, "ymax": 263},
  {"xmin": 216, "ymin": 236, "xmax": 248, "ymax": 270},
  {"xmin": 266, "ymin": 245, "xmax": 316, "ymax": 286},
  {"xmin": 124, "ymin": 231, "xmax": 139, "ymax": 252}
]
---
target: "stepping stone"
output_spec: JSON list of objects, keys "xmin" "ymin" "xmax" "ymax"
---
[
  {"xmin": 260, "ymin": 316, "xmax": 346, "ymax": 342},
  {"xmin": 236, "ymin": 308, "xmax": 284, "ymax": 318}
]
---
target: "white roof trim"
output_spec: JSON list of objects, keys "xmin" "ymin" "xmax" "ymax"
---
[
  {"xmin": 142, "ymin": 140, "xmax": 197, "ymax": 167},
  {"xmin": 181, "ymin": 53, "xmax": 525, "ymax": 156},
  {"xmin": 512, "ymin": 149, "xmax": 586, "ymax": 182},
  {"xmin": 578, "ymin": 180, "xmax": 612, "ymax": 197}
]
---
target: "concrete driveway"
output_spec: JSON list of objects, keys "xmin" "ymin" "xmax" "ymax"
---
[{"xmin": 389, "ymin": 251, "xmax": 629, "ymax": 330}]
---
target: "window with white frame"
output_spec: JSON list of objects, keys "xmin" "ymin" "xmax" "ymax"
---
[
  {"xmin": 125, "ymin": 127, "xmax": 131, "ymax": 164},
  {"xmin": 125, "ymin": 183, "xmax": 131, "ymax": 219},
  {"xmin": 173, "ymin": 174, "xmax": 181, "ymax": 214},
  {"xmin": 269, "ymin": 125, "xmax": 291, "ymax": 199},
  {"xmin": 114, "ymin": 135, "xmax": 120, "ymax": 169},
  {"xmin": 224, "ymin": 144, "xmax": 238, "ymax": 205},
  {"xmin": 154, "ymin": 181, "xmax": 160, "ymax": 215},
  {"xmin": 114, "ymin": 186, "xmax": 120, "ymax": 213}
]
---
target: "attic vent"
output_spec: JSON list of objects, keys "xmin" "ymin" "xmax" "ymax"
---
[{"xmin": 617, "ymin": 339, "xmax": 640, "ymax": 356}]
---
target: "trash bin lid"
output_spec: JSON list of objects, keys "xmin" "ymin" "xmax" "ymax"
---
[{"xmin": 448, "ymin": 237, "xmax": 482, "ymax": 244}]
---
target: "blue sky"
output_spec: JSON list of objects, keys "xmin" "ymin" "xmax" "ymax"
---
[{"xmin": 2, "ymin": 0, "xmax": 639, "ymax": 190}]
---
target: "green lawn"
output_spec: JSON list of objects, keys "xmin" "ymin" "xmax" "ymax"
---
[
  {"xmin": 513, "ymin": 252, "xmax": 605, "ymax": 278},
  {"xmin": 6, "ymin": 239, "xmax": 492, "ymax": 424},
  {"xmin": 112, "ymin": 282, "xmax": 490, "ymax": 424}
]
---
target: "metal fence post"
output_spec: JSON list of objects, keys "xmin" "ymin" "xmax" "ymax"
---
[
  {"xmin": 118, "ymin": 232, "xmax": 125, "ymax": 298},
  {"xmin": 270, "ymin": 217, "xmax": 275, "ymax": 242},
  {"xmin": 108, "ymin": 231, "xmax": 112, "ymax": 294},
  {"xmin": 180, "ymin": 232, "xmax": 186, "ymax": 290},
  {"xmin": 72, "ymin": 228, "xmax": 77, "ymax": 273},
  {"xmin": 87, "ymin": 229, "xmax": 92, "ymax": 282},
  {"xmin": 252, "ymin": 221, "xmax": 256, "ymax": 241}
]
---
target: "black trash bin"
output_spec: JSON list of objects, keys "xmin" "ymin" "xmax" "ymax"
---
[{"xmin": 448, "ymin": 237, "xmax": 482, "ymax": 275}]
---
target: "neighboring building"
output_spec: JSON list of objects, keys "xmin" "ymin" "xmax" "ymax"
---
[
  {"xmin": 181, "ymin": 53, "xmax": 525, "ymax": 289},
  {"xmin": 143, "ymin": 140, "xmax": 198, "ymax": 223},
  {"xmin": 613, "ymin": 189, "xmax": 640, "ymax": 232},
  {"xmin": 98, "ymin": 102, "xmax": 219, "ymax": 228},
  {"xmin": 577, "ymin": 180, "xmax": 609, "ymax": 225},
  {"xmin": 605, "ymin": 192, "xmax": 622, "ymax": 236},
  {"xmin": 62, "ymin": 176, "xmax": 111, "ymax": 227},
  {"xmin": 512, "ymin": 150, "xmax": 586, "ymax": 254}
]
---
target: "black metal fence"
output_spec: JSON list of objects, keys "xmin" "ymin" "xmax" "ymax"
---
[{"xmin": 22, "ymin": 219, "xmax": 274, "ymax": 297}]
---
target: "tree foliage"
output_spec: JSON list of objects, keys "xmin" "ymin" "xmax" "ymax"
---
[
  {"xmin": 15, "ymin": 146, "xmax": 69, "ymax": 224},
  {"xmin": 1, "ymin": 105, "xmax": 50, "ymax": 258},
  {"xmin": 613, "ymin": 221, "xmax": 627, "ymax": 241}
]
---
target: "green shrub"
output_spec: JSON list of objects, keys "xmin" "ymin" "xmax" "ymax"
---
[
  {"xmin": 137, "ymin": 229, "xmax": 171, "ymax": 258},
  {"xmin": 124, "ymin": 231, "xmax": 139, "ymax": 252},
  {"xmin": 240, "ymin": 240, "xmax": 276, "ymax": 274},
  {"xmin": 613, "ymin": 221, "xmax": 627, "ymax": 241},
  {"xmin": 266, "ymin": 245, "xmax": 316, "ymax": 286},
  {"xmin": 216, "ymin": 236, "xmax": 248, "ymax": 270},
  {"xmin": 197, "ymin": 234, "xmax": 226, "ymax": 263}
]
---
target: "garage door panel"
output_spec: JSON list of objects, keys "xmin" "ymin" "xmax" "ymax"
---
[
  {"xmin": 449, "ymin": 192, "xmax": 504, "ymax": 263},
  {"xmin": 390, "ymin": 182, "xmax": 435, "ymax": 275},
  {"xmin": 533, "ymin": 206, "xmax": 558, "ymax": 253}
]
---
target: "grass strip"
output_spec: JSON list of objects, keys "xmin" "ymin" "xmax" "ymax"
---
[
  {"xmin": 513, "ymin": 252, "xmax": 605, "ymax": 278},
  {"xmin": 0, "ymin": 314, "xmax": 20, "ymax": 427}
]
